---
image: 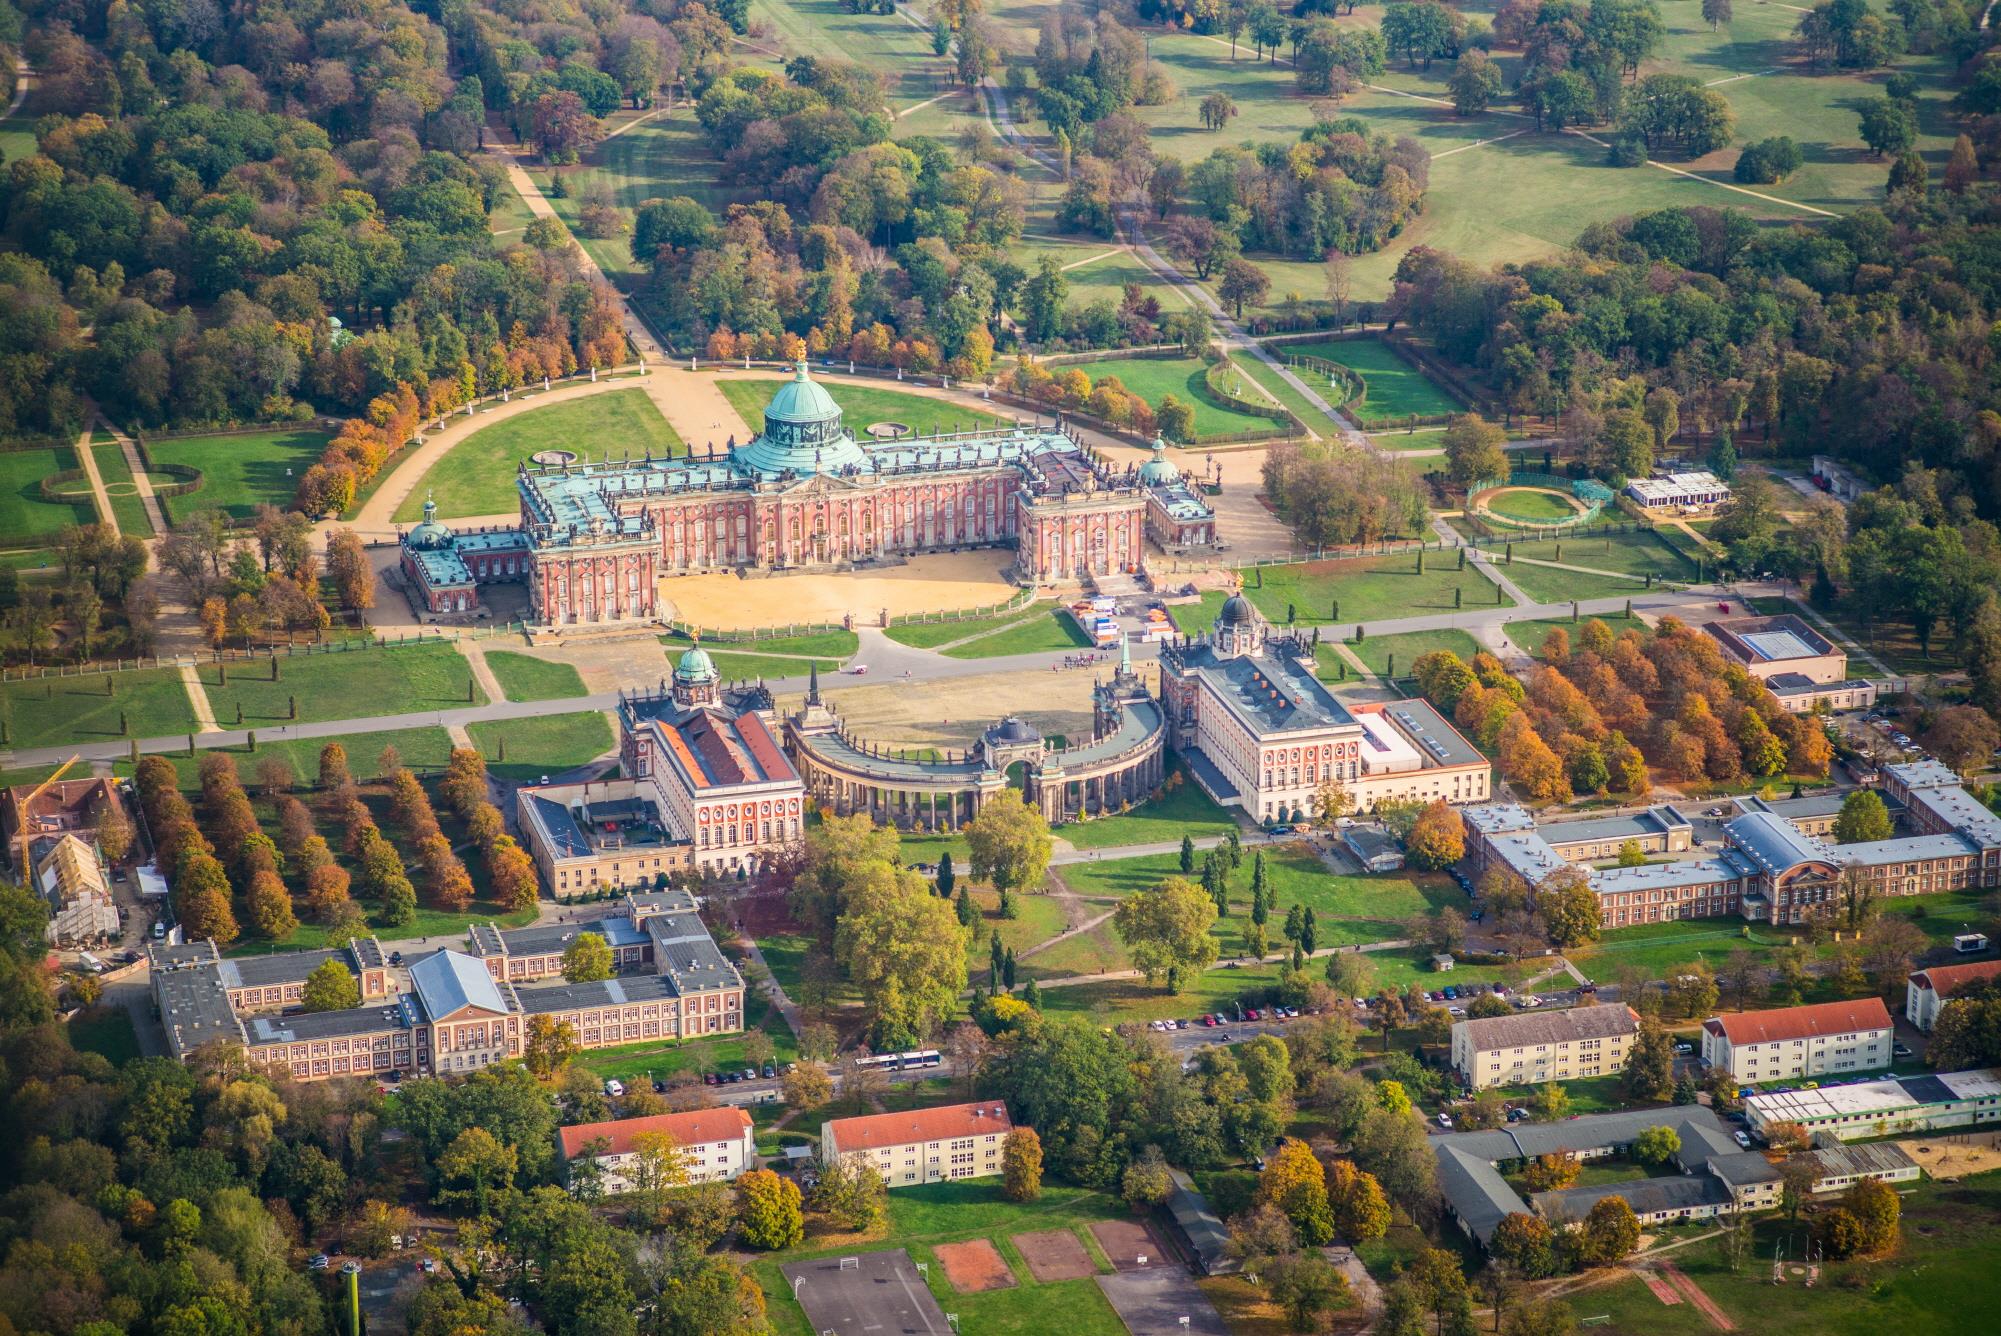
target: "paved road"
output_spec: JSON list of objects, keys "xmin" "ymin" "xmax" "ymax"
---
[{"xmin": 2, "ymin": 585, "xmax": 1736, "ymax": 769}]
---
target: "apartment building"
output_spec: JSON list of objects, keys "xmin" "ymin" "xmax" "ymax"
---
[
  {"xmin": 1449, "ymin": 1003, "xmax": 1639, "ymax": 1091},
  {"xmin": 1698, "ymin": 998, "xmax": 1893, "ymax": 1084},
  {"xmin": 1905, "ymin": 959, "xmax": 2001, "ymax": 1031},
  {"xmin": 557, "ymin": 1107, "xmax": 756, "ymax": 1192},
  {"xmin": 820, "ymin": 1101, "xmax": 1013, "ymax": 1187}
]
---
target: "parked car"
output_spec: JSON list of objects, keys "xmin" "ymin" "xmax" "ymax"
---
[
  {"xmin": 1271, "ymin": 824, "xmax": 1293, "ymax": 835},
  {"xmin": 1175, "ymin": 1018, "xmax": 1189, "ymax": 1029},
  {"xmin": 1674, "ymin": 1042, "xmax": 1694, "ymax": 1054},
  {"xmin": 1733, "ymin": 1131, "xmax": 1752, "ymax": 1148},
  {"xmin": 1245, "ymin": 1008, "xmax": 1261, "ymax": 1021},
  {"xmin": 1893, "ymin": 1042, "xmax": 1914, "ymax": 1057},
  {"xmin": 308, "ymin": 1254, "xmax": 331, "ymax": 1271},
  {"xmin": 704, "ymin": 1072, "xmax": 720, "ymax": 1085},
  {"xmin": 1436, "ymin": 1113, "xmax": 1454, "ymax": 1128},
  {"xmin": 652, "ymin": 1079, "xmax": 667, "ymax": 1093},
  {"xmin": 1448, "ymin": 1006, "xmax": 1466, "ymax": 1017},
  {"xmin": 388, "ymin": 950, "xmax": 403, "ymax": 966},
  {"xmin": 762, "ymin": 1064, "xmax": 776, "ymax": 1079},
  {"xmin": 1506, "ymin": 1108, "xmax": 1529, "ymax": 1123},
  {"xmin": 151, "ymin": 921, "xmax": 166, "ymax": 939},
  {"xmin": 1442, "ymin": 985, "xmax": 1458, "ymax": 999},
  {"xmin": 849, "ymin": 665, "xmax": 869, "ymax": 675},
  {"xmin": 603, "ymin": 1079, "xmax": 625, "ymax": 1098}
]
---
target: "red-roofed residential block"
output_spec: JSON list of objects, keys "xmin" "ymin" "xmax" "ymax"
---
[
  {"xmin": 1907, "ymin": 959, "xmax": 2001, "ymax": 1030},
  {"xmin": 1700, "ymin": 998, "xmax": 1893, "ymax": 1083},
  {"xmin": 557, "ymin": 1107, "xmax": 755, "ymax": 1191},
  {"xmin": 821, "ymin": 1101, "xmax": 1013, "ymax": 1188}
]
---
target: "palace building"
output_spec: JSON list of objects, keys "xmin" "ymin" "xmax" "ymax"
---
[
  {"xmin": 1159, "ymin": 595, "xmax": 1492, "ymax": 823},
  {"xmin": 398, "ymin": 362, "xmax": 1218, "ymax": 625}
]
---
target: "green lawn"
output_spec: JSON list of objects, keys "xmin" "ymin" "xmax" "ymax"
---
[
  {"xmin": 941, "ymin": 609, "xmax": 1093, "ymax": 659},
  {"xmin": 1057, "ymin": 770, "xmax": 1240, "ymax": 850},
  {"xmin": 0, "ymin": 670, "xmax": 196, "ymax": 750},
  {"xmin": 147, "ymin": 429, "xmax": 331, "ymax": 523},
  {"xmin": 1491, "ymin": 528, "xmax": 1702, "ymax": 582},
  {"xmin": 750, "ymin": 1181, "xmax": 1131, "ymax": 1336},
  {"xmin": 0, "ymin": 444, "xmax": 94, "ymax": 543},
  {"xmin": 1487, "ymin": 488, "xmax": 1581, "ymax": 523},
  {"xmin": 466, "ymin": 711, "xmax": 614, "ymax": 780},
  {"xmin": 1475, "ymin": 1072, "xmax": 1639, "ymax": 1117},
  {"xmin": 67, "ymin": 1007, "xmax": 141, "ymax": 1064},
  {"xmin": 885, "ymin": 607, "xmax": 1045, "ymax": 649},
  {"xmin": 196, "ymin": 643, "xmax": 485, "ymax": 727},
  {"xmin": 663, "ymin": 629, "xmax": 859, "ymax": 659},
  {"xmin": 573, "ymin": 991, "xmax": 798, "ymax": 1084},
  {"xmin": 1241, "ymin": 553, "xmax": 1512, "ymax": 627},
  {"xmin": 1333, "ymin": 628, "xmax": 1485, "ymax": 679},
  {"xmin": 1371, "ymin": 427, "xmax": 1451, "ymax": 453},
  {"xmin": 707, "ymin": 652, "xmax": 841, "ymax": 682},
  {"xmin": 965, "ymin": 889, "xmax": 1073, "ymax": 983},
  {"xmin": 396, "ymin": 388, "xmax": 684, "ymax": 521},
  {"xmin": 748, "ymin": 0, "xmax": 954, "ymax": 110},
  {"xmin": 1055, "ymin": 842, "xmax": 1469, "ymax": 957},
  {"xmin": 1273, "ymin": 338, "xmax": 1463, "ymax": 425},
  {"xmin": 484, "ymin": 651, "xmax": 589, "ymax": 702},
  {"xmin": 91, "ymin": 441, "xmax": 153, "ymax": 537},
  {"xmin": 1579, "ymin": 1175, "xmax": 2001, "ymax": 1336},
  {"xmin": 1035, "ymin": 961, "xmax": 1289, "ymax": 1024},
  {"xmin": 1229, "ymin": 354, "xmax": 1347, "ymax": 439},
  {"xmin": 1064, "ymin": 355, "xmax": 1284, "ymax": 439},
  {"xmin": 717, "ymin": 378, "xmax": 1007, "ymax": 441},
  {"xmin": 1502, "ymin": 561, "xmax": 1664, "ymax": 607}
]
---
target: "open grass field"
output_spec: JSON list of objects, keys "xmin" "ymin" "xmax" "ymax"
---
[
  {"xmin": 574, "ymin": 990, "xmax": 798, "ymax": 1084},
  {"xmin": 0, "ymin": 669, "xmax": 196, "ymax": 750},
  {"xmin": 1495, "ymin": 528, "xmax": 1704, "ymax": 581},
  {"xmin": 1229, "ymin": 354, "xmax": 1347, "ymax": 439},
  {"xmin": 0, "ymin": 444, "xmax": 94, "ymax": 543},
  {"xmin": 90, "ymin": 441, "xmax": 153, "ymax": 537},
  {"xmin": 885, "ymin": 607, "xmax": 1045, "ymax": 649},
  {"xmin": 707, "ymin": 651, "xmax": 840, "ymax": 681},
  {"xmin": 1502, "ymin": 560, "xmax": 1665, "ymax": 606},
  {"xmin": 196, "ymin": 643, "xmax": 485, "ymax": 727},
  {"xmin": 466, "ymin": 711, "xmax": 614, "ymax": 780},
  {"xmin": 1067, "ymin": 355, "xmax": 1284, "ymax": 439},
  {"xmin": 1054, "ymin": 841, "xmax": 1469, "ymax": 957},
  {"xmin": 1273, "ymin": 338, "xmax": 1463, "ymax": 424},
  {"xmin": 718, "ymin": 378, "xmax": 1008, "ymax": 441},
  {"xmin": 1057, "ymin": 771, "xmax": 1240, "ymax": 850},
  {"xmin": 67, "ymin": 1008, "xmax": 141, "ymax": 1065},
  {"xmin": 749, "ymin": 0, "xmax": 953, "ymax": 111},
  {"xmin": 941, "ymin": 608, "xmax": 1093, "ymax": 659},
  {"xmin": 147, "ymin": 429, "xmax": 331, "ymax": 523},
  {"xmin": 965, "ymin": 889, "xmax": 1072, "ymax": 982},
  {"xmin": 749, "ymin": 1181, "xmax": 1131, "ymax": 1336},
  {"xmin": 484, "ymin": 651, "xmax": 588, "ymax": 701},
  {"xmin": 1577, "ymin": 1174, "xmax": 2001, "ymax": 1336},
  {"xmin": 1338, "ymin": 627, "xmax": 1485, "ymax": 678},
  {"xmin": 1035, "ymin": 960, "xmax": 1290, "ymax": 1024},
  {"xmin": 1241, "ymin": 553, "xmax": 1513, "ymax": 626},
  {"xmin": 396, "ymin": 388, "xmax": 685, "ymax": 521}
]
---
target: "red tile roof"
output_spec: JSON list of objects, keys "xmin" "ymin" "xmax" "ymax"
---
[
  {"xmin": 1910, "ymin": 959, "xmax": 2001, "ymax": 998},
  {"xmin": 825, "ymin": 1101, "xmax": 1013, "ymax": 1153},
  {"xmin": 557, "ymin": 1107, "xmax": 752, "ymax": 1160},
  {"xmin": 1705, "ymin": 997, "xmax": 1891, "ymax": 1046}
]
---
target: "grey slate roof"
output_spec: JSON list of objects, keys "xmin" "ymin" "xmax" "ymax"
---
[
  {"xmin": 1165, "ymin": 1169, "xmax": 1238, "ymax": 1274},
  {"xmin": 1725, "ymin": 811, "xmax": 1831, "ymax": 873},
  {"xmin": 1540, "ymin": 805, "xmax": 1689, "ymax": 847},
  {"xmin": 218, "ymin": 945, "xmax": 351, "ymax": 990},
  {"xmin": 1706, "ymin": 1151, "xmax": 1782, "ymax": 1187},
  {"xmin": 1174, "ymin": 640, "xmax": 1357, "ymax": 734},
  {"xmin": 1453, "ymin": 1002, "xmax": 1638, "ymax": 1053},
  {"xmin": 1590, "ymin": 852, "xmax": 1753, "ymax": 893},
  {"xmin": 243, "ymin": 995, "xmax": 418, "ymax": 1044},
  {"xmin": 516, "ymin": 971, "xmax": 683, "ymax": 1014},
  {"xmin": 1532, "ymin": 1173, "xmax": 1729, "ymax": 1224},
  {"xmin": 410, "ymin": 949, "xmax": 515, "ymax": 1019}
]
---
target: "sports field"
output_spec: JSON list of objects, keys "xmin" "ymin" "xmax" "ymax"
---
[
  {"xmin": 397, "ymin": 389, "xmax": 686, "ymax": 521},
  {"xmin": 717, "ymin": 379, "xmax": 1008, "ymax": 441},
  {"xmin": 1273, "ymin": 338, "xmax": 1462, "ymax": 424},
  {"xmin": 145, "ymin": 429, "xmax": 330, "ymax": 523},
  {"xmin": 1485, "ymin": 487, "xmax": 1580, "ymax": 523}
]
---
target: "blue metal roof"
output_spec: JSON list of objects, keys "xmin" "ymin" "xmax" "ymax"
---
[{"xmin": 1724, "ymin": 810, "xmax": 1831, "ymax": 873}]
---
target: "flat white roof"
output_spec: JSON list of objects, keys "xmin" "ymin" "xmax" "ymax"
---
[
  {"xmin": 1746, "ymin": 1079, "xmax": 1917, "ymax": 1122},
  {"xmin": 1740, "ymin": 629, "xmax": 1818, "ymax": 661},
  {"xmin": 1357, "ymin": 710, "xmax": 1422, "ymax": 774},
  {"xmin": 1939, "ymin": 1068, "xmax": 2001, "ymax": 1100}
]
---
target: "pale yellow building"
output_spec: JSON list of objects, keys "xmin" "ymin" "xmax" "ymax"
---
[
  {"xmin": 1451, "ymin": 1003, "xmax": 1639, "ymax": 1090},
  {"xmin": 820, "ymin": 1101, "xmax": 1012, "ymax": 1188}
]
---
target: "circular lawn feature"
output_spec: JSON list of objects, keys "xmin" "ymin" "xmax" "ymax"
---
[
  {"xmin": 1474, "ymin": 485, "xmax": 1589, "ymax": 527},
  {"xmin": 865, "ymin": 421, "xmax": 912, "ymax": 439},
  {"xmin": 530, "ymin": 448, "xmax": 579, "ymax": 466}
]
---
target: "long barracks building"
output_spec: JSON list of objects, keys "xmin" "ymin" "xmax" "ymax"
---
[
  {"xmin": 399, "ymin": 362, "xmax": 1217, "ymax": 626},
  {"xmin": 151, "ymin": 890, "xmax": 743, "ymax": 1081},
  {"xmin": 1464, "ymin": 760, "xmax": 2001, "ymax": 927}
]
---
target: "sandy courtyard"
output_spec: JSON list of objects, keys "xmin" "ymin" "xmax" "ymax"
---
[
  {"xmin": 657, "ymin": 549, "xmax": 1017, "ymax": 629},
  {"xmin": 788, "ymin": 662, "xmax": 1162, "ymax": 750}
]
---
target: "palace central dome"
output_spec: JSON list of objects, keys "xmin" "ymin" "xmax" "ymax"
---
[{"xmin": 731, "ymin": 359, "xmax": 871, "ymax": 477}]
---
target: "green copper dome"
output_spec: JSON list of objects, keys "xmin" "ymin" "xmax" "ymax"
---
[
  {"xmin": 733, "ymin": 359, "xmax": 870, "ymax": 477},
  {"xmin": 674, "ymin": 642, "xmax": 718, "ymax": 683},
  {"xmin": 1137, "ymin": 435, "xmax": 1179, "ymax": 485},
  {"xmin": 407, "ymin": 493, "xmax": 453, "ymax": 550}
]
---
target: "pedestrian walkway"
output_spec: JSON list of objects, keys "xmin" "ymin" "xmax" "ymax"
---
[
  {"xmin": 456, "ymin": 639, "xmax": 507, "ymax": 703},
  {"xmin": 72, "ymin": 424, "xmax": 115, "ymax": 531},
  {"xmin": 179, "ymin": 662, "xmax": 219, "ymax": 733}
]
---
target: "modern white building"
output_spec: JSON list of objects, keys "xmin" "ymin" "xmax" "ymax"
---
[
  {"xmin": 1450, "ymin": 1003, "xmax": 1640, "ymax": 1090},
  {"xmin": 1744, "ymin": 1066, "xmax": 2001, "ymax": 1141},
  {"xmin": 1906, "ymin": 959, "xmax": 2001, "ymax": 1031},
  {"xmin": 1625, "ymin": 470, "xmax": 1732, "ymax": 511},
  {"xmin": 1699, "ymin": 997, "xmax": 1893, "ymax": 1084},
  {"xmin": 820, "ymin": 1100, "xmax": 1013, "ymax": 1187},
  {"xmin": 1160, "ymin": 596, "xmax": 1491, "ymax": 825},
  {"xmin": 558, "ymin": 1107, "xmax": 757, "ymax": 1191}
]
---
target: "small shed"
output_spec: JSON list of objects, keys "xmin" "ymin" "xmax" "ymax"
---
[
  {"xmin": 1343, "ymin": 826, "xmax": 1406, "ymax": 873},
  {"xmin": 1431, "ymin": 953, "xmax": 1456, "ymax": 973}
]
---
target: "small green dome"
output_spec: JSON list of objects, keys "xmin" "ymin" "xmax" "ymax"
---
[
  {"xmin": 1137, "ymin": 435, "xmax": 1179, "ymax": 485},
  {"xmin": 408, "ymin": 493, "xmax": 452, "ymax": 550},
  {"xmin": 675, "ymin": 643, "xmax": 717, "ymax": 682}
]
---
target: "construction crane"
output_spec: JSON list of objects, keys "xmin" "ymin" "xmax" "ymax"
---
[{"xmin": 12, "ymin": 755, "xmax": 81, "ymax": 884}]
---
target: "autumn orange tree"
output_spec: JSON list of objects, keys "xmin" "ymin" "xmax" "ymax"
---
[{"xmin": 1405, "ymin": 800, "xmax": 1466, "ymax": 870}]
